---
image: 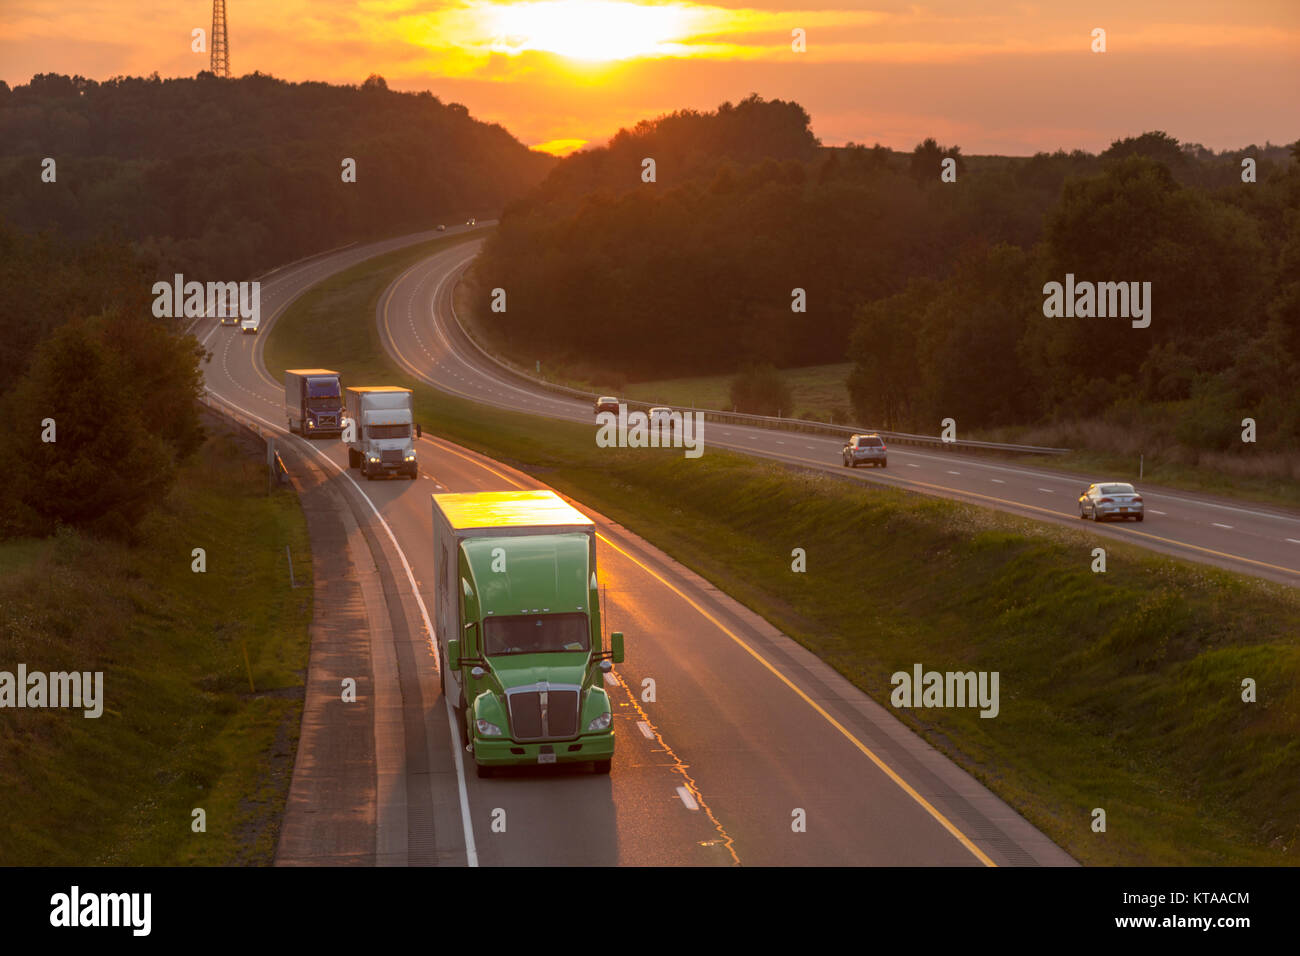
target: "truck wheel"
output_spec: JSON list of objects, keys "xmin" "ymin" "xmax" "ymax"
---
[
  {"xmin": 593, "ymin": 759, "xmax": 612, "ymax": 775},
  {"xmin": 455, "ymin": 693, "xmax": 469, "ymax": 749},
  {"xmin": 475, "ymin": 761, "xmax": 494, "ymax": 779},
  {"xmin": 288, "ymin": 419, "xmax": 296, "ymax": 435}
]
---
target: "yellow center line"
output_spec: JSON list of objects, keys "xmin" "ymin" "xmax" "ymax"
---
[{"xmin": 423, "ymin": 435, "xmax": 996, "ymax": 866}]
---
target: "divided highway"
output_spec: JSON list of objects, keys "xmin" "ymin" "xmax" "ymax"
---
[
  {"xmin": 386, "ymin": 242, "xmax": 1300, "ymax": 588},
  {"xmin": 199, "ymin": 229, "xmax": 1075, "ymax": 866}
]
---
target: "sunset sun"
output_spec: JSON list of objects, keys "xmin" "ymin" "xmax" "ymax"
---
[{"xmin": 482, "ymin": 0, "xmax": 698, "ymax": 61}]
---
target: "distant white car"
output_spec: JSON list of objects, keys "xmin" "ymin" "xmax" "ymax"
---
[
  {"xmin": 648, "ymin": 406, "xmax": 676, "ymax": 438},
  {"xmin": 1079, "ymin": 482, "xmax": 1144, "ymax": 522},
  {"xmin": 436, "ymin": 224, "xmax": 446, "ymax": 232},
  {"xmin": 466, "ymin": 218, "xmax": 477, "ymax": 226},
  {"xmin": 241, "ymin": 315, "xmax": 260, "ymax": 334}
]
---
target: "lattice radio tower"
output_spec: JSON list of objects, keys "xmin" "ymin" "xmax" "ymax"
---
[{"xmin": 211, "ymin": 0, "xmax": 231, "ymax": 78}]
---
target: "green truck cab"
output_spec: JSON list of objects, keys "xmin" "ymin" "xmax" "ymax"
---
[{"xmin": 433, "ymin": 491, "xmax": 624, "ymax": 777}]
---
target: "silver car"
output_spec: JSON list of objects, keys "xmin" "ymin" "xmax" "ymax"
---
[
  {"xmin": 1078, "ymin": 482, "xmax": 1144, "ymax": 522},
  {"xmin": 843, "ymin": 433, "xmax": 887, "ymax": 468}
]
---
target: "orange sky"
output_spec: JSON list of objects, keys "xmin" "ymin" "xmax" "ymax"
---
[{"xmin": 1, "ymin": 1, "xmax": 1297, "ymax": 156}]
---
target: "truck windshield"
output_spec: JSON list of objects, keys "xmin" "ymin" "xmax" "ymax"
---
[
  {"xmin": 483, "ymin": 613, "xmax": 590, "ymax": 656},
  {"xmin": 367, "ymin": 424, "xmax": 411, "ymax": 439},
  {"xmin": 307, "ymin": 395, "xmax": 339, "ymax": 409}
]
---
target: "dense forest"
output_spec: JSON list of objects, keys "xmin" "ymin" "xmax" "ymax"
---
[
  {"xmin": 0, "ymin": 71, "xmax": 554, "ymax": 278},
  {"xmin": 0, "ymin": 71, "xmax": 554, "ymax": 539},
  {"xmin": 472, "ymin": 101, "xmax": 1299, "ymax": 451}
]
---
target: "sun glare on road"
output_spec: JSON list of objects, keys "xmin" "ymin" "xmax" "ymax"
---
[{"xmin": 481, "ymin": 0, "xmax": 701, "ymax": 61}]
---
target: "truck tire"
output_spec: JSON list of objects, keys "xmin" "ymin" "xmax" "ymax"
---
[
  {"xmin": 456, "ymin": 692, "xmax": 469, "ymax": 749},
  {"xmin": 475, "ymin": 761, "xmax": 494, "ymax": 779},
  {"xmin": 593, "ymin": 759, "xmax": 612, "ymax": 775},
  {"xmin": 347, "ymin": 448, "xmax": 358, "ymax": 468}
]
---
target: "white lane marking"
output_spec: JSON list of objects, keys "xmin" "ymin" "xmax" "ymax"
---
[
  {"xmin": 906, "ymin": 463, "xmax": 919, "ymax": 468},
  {"xmin": 947, "ymin": 470, "xmax": 961, "ymax": 475},
  {"xmin": 203, "ymin": 388, "xmax": 479, "ymax": 868},
  {"xmin": 604, "ymin": 671, "xmax": 618, "ymax": 687},
  {"xmin": 991, "ymin": 479, "xmax": 1005, "ymax": 484},
  {"xmin": 1038, "ymin": 488, "xmax": 1053, "ymax": 494},
  {"xmin": 1212, "ymin": 522, "xmax": 1234, "ymax": 529},
  {"xmin": 637, "ymin": 721, "xmax": 654, "ymax": 739},
  {"xmin": 676, "ymin": 786, "xmax": 700, "ymax": 811},
  {"xmin": 805, "ymin": 445, "xmax": 816, "ymax": 450},
  {"xmin": 1150, "ymin": 510, "xmax": 1167, "ymax": 515},
  {"xmin": 1287, "ymin": 538, "xmax": 1300, "ymax": 545}
]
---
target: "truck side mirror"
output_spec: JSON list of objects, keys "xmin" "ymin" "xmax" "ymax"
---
[
  {"xmin": 416, "ymin": 423, "xmax": 422, "ymax": 439},
  {"xmin": 611, "ymin": 631, "xmax": 624, "ymax": 664},
  {"xmin": 446, "ymin": 638, "xmax": 460, "ymax": 670}
]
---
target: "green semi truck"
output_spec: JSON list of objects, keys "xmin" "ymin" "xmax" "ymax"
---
[{"xmin": 433, "ymin": 490, "xmax": 624, "ymax": 777}]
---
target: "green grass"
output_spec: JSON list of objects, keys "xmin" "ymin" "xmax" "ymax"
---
[
  {"xmin": 623, "ymin": 363, "xmax": 855, "ymax": 421},
  {"xmin": 267, "ymin": 243, "xmax": 1300, "ymax": 866},
  {"xmin": 0, "ymin": 424, "xmax": 313, "ymax": 865}
]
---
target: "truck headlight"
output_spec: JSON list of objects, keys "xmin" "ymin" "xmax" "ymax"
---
[
  {"xmin": 587, "ymin": 712, "xmax": 612, "ymax": 732},
  {"xmin": 307, "ymin": 420, "xmax": 315, "ymax": 429},
  {"xmin": 476, "ymin": 719, "xmax": 502, "ymax": 737},
  {"xmin": 405, "ymin": 454, "xmax": 415, "ymax": 461},
  {"xmin": 369, "ymin": 455, "xmax": 380, "ymax": 463}
]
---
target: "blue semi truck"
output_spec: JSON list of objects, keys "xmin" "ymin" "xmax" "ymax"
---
[{"xmin": 284, "ymin": 368, "xmax": 344, "ymax": 437}]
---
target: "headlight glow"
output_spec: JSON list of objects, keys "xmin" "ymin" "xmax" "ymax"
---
[
  {"xmin": 476, "ymin": 719, "xmax": 502, "ymax": 736},
  {"xmin": 587, "ymin": 712, "xmax": 612, "ymax": 732}
]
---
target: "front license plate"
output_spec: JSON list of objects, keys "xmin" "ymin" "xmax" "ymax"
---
[{"xmin": 538, "ymin": 753, "xmax": 557, "ymax": 764}]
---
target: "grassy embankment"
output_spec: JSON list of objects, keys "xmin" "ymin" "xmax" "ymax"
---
[
  {"xmin": 0, "ymin": 421, "xmax": 312, "ymax": 864},
  {"xmin": 265, "ymin": 239, "xmax": 1300, "ymax": 866}
]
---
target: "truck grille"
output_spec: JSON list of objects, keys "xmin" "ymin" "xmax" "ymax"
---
[
  {"xmin": 317, "ymin": 415, "xmax": 337, "ymax": 427},
  {"xmin": 507, "ymin": 686, "xmax": 580, "ymax": 741},
  {"xmin": 380, "ymin": 449, "xmax": 403, "ymax": 464}
]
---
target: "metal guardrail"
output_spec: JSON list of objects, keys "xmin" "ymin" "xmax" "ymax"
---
[
  {"xmin": 198, "ymin": 391, "xmax": 290, "ymax": 488},
  {"xmin": 446, "ymin": 268, "xmax": 1070, "ymax": 457}
]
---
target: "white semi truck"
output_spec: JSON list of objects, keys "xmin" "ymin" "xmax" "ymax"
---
[{"xmin": 344, "ymin": 386, "xmax": 421, "ymax": 480}]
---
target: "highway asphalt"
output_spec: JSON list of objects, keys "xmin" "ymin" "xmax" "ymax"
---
[{"xmin": 200, "ymin": 227, "xmax": 1185, "ymax": 866}]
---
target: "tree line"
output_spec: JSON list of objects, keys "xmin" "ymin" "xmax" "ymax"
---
[
  {"xmin": 0, "ymin": 71, "xmax": 555, "ymax": 539},
  {"xmin": 473, "ymin": 109, "xmax": 1299, "ymax": 451},
  {"xmin": 0, "ymin": 71, "xmax": 554, "ymax": 279}
]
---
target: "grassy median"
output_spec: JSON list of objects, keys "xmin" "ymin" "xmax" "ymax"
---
[
  {"xmin": 266, "ymin": 240, "xmax": 1300, "ymax": 866},
  {"xmin": 0, "ymin": 418, "xmax": 312, "ymax": 865}
]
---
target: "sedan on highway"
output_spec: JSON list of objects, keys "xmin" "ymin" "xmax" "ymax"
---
[
  {"xmin": 436, "ymin": 224, "xmax": 446, "ymax": 232},
  {"xmin": 1079, "ymin": 482, "xmax": 1144, "ymax": 521},
  {"xmin": 594, "ymin": 396, "xmax": 619, "ymax": 415},
  {"xmin": 649, "ymin": 406, "xmax": 676, "ymax": 437},
  {"xmin": 843, "ymin": 433, "xmax": 887, "ymax": 468}
]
